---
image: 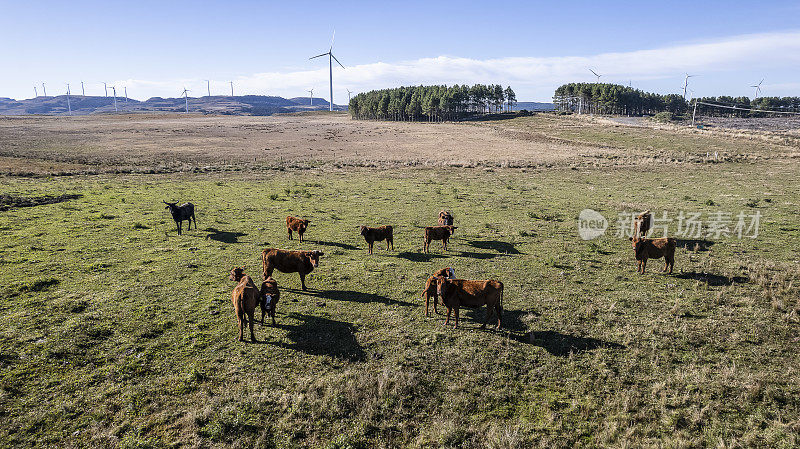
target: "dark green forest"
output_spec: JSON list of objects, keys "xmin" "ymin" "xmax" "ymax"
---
[
  {"xmin": 348, "ymin": 84, "xmax": 516, "ymax": 121},
  {"xmin": 554, "ymin": 83, "xmax": 800, "ymax": 117}
]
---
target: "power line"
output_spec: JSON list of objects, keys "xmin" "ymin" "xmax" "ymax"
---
[{"xmin": 695, "ymin": 101, "xmax": 800, "ymax": 115}]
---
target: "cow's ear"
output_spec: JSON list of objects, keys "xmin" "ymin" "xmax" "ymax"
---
[{"xmin": 628, "ymin": 237, "xmax": 633, "ymax": 241}]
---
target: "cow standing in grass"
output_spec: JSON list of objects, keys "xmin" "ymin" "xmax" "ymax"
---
[
  {"xmin": 261, "ymin": 248, "xmax": 324, "ymax": 291},
  {"xmin": 229, "ymin": 267, "xmax": 260, "ymax": 342},
  {"xmin": 259, "ymin": 276, "xmax": 280, "ymax": 325},
  {"xmin": 286, "ymin": 216, "xmax": 310, "ymax": 242},
  {"xmin": 163, "ymin": 201, "xmax": 196, "ymax": 235},
  {"xmin": 424, "ymin": 225, "xmax": 457, "ymax": 253},
  {"xmin": 436, "ymin": 277, "xmax": 503, "ymax": 329},
  {"xmin": 630, "ymin": 237, "xmax": 676, "ymax": 274},
  {"xmin": 360, "ymin": 225, "xmax": 394, "ymax": 254},
  {"xmin": 634, "ymin": 210, "xmax": 652, "ymax": 239}
]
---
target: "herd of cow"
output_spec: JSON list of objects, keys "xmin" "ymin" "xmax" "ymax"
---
[{"xmin": 165, "ymin": 202, "xmax": 677, "ymax": 342}]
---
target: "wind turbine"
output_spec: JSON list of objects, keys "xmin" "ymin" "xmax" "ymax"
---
[
  {"xmin": 66, "ymin": 84, "xmax": 71, "ymax": 115},
  {"xmin": 229, "ymin": 81, "xmax": 234, "ymax": 96},
  {"xmin": 589, "ymin": 68, "xmax": 602, "ymax": 83},
  {"xmin": 310, "ymin": 31, "xmax": 345, "ymax": 111},
  {"xmin": 103, "ymin": 82, "xmax": 108, "ymax": 97},
  {"xmin": 308, "ymin": 89, "xmax": 314, "ymax": 106},
  {"xmin": 109, "ymin": 86, "xmax": 118, "ymax": 112},
  {"xmin": 682, "ymin": 74, "xmax": 695, "ymax": 100},
  {"xmin": 42, "ymin": 83, "xmax": 47, "ymax": 97},
  {"xmin": 750, "ymin": 78, "xmax": 764, "ymax": 99},
  {"xmin": 346, "ymin": 89, "xmax": 352, "ymax": 103},
  {"xmin": 204, "ymin": 80, "xmax": 210, "ymax": 97},
  {"xmin": 34, "ymin": 86, "xmax": 38, "ymax": 97},
  {"xmin": 81, "ymin": 81, "xmax": 85, "ymax": 96},
  {"xmin": 182, "ymin": 87, "xmax": 190, "ymax": 113},
  {"xmin": 124, "ymin": 86, "xmax": 128, "ymax": 102}
]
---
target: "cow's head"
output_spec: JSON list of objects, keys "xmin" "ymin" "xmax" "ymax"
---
[
  {"xmin": 446, "ymin": 267, "xmax": 456, "ymax": 279},
  {"xmin": 305, "ymin": 250, "xmax": 324, "ymax": 267},
  {"xmin": 229, "ymin": 267, "xmax": 246, "ymax": 282},
  {"xmin": 629, "ymin": 237, "xmax": 646, "ymax": 257},
  {"xmin": 436, "ymin": 276, "xmax": 454, "ymax": 298},
  {"xmin": 163, "ymin": 201, "xmax": 178, "ymax": 210},
  {"xmin": 360, "ymin": 225, "xmax": 368, "ymax": 236}
]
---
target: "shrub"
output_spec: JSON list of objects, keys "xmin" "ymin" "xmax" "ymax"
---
[{"xmin": 653, "ymin": 111, "xmax": 675, "ymax": 123}]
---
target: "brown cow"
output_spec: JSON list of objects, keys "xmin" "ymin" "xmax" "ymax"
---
[
  {"xmin": 229, "ymin": 267, "xmax": 260, "ymax": 342},
  {"xmin": 436, "ymin": 277, "xmax": 503, "ymax": 329},
  {"xmin": 421, "ymin": 267, "xmax": 456, "ymax": 316},
  {"xmin": 360, "ymin": 225, "xmax": 394, "ymax": 254},
  {"xmin": 438, "ymin": 210, "xmax": 454, "ymax": 226},
  {"xmin": 261, "ymin": 248, "xmax": 323, "ymax": 291},
  {"xmin": 629, "ymin": 237, "xmax": 676, "ymax": 274},
  {"xmin": 259, "ymin": 276, "xmax": 280, "ymax": 325},
  {"xmin": 424, "ymin": 225, "xmax": 457, "ymax": 253},
  {"xmin": 634, "ymin": 210, "xmax": 652, "ymax": 239},
  {"xmin": 286, "ymin": 216, "xmax": 310, "ymax": 242}
]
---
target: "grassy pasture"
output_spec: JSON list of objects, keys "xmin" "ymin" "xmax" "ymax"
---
[{"xmin": 1, "ymin": 158, "xmax": 799, "ymax": 447}]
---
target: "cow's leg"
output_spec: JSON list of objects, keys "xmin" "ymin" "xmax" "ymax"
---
[
  {"xmin": 667, "ymin": 255, "xmax": 674, "ymax": 274},
  {"xmin": 298, "ymin": 231, "xmax": 303, "ymax": 242},
  {"xmin": 266, "ymin": 266, "xmax": 274, "ymax": 278},
  {"xmin": 444, "ymin": 307, "xmax": 451, "ymax": 326},
  {"xmin": 423, "ymin": 238, "xmax": 428, "ymax": 253},
  {"xmin": 442, "ymin": 238, "xmax": 447, "ymax": 251},
  {"xmin": 482, "ymin": 304, "xmax": 492, "ymax": 329},
  {"xmin": 237, "ymin": 311, "xmax": 244, "ymax": 341},
  {"xmin": 368, "ymin": 241, "xmax": 373, "ymax": 254},
  {"xmin": 247, "ymin": 310, "xmax": 257, "ymax": 342},
  {"xmin": 300, "ymin": 273, "xmax": 307, "ymax": 291},
  {"xmin": 496, "ymin": 303, "xmax": 502, "ymax": 330},
  {"xmin": 389, "ymin": 238, "xmax": 393, "ymax": 251},
  {"xmin": 260, "ymin": 298, "xmax": 267, "ymax": 324},
  {"xmin": 641, "ymin": 259, "xmax": 647, "ymax": 273},
  {"xmin": 433, "ymin": 293, "xmax": 439, "ymax": 315},
  {"xmin": 176, "ymin": 221, "xmax": 181, "ymax": 235},
  {"xmin": 270, "ymin": 309, "xmax": 276, "ymax": 326},
  {"xmin": 287, "ymin": 229, "xmax": 292, "ymax": 240},
  {"xmin": 453, "ymin": 307, "xmax": 460, "ymax": 329},
  {"xmin": 425, "ymin": 293, "xmax": 430, "ymax": 317}
]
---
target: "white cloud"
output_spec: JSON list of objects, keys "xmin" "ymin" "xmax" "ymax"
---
[{"xmin": 115, "ymin": 31, "xmax": 800, "ymax": 102}]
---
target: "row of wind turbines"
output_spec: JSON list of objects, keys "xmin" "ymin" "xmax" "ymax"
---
[
  {"xmin": 35, "ymin": 32, "xmax": 351, "ymax": 115},
  {"xmin": 587, "ymin": 69, "xmax": 766, "ymax": 101}
]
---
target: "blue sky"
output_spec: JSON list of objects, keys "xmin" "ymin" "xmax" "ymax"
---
[{"xmin": 2, "ymin": 0, "xmax": 800, "ymax": 102}]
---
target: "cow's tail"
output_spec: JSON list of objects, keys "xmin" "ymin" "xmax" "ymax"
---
[{"xmin": 499, "ymin": 283, "xmax": 504, "ymax": 323}]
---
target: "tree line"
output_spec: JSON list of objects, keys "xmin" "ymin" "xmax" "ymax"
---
[
  {"xmin": 554, "ymin": 82, "xmax": 800, "ymax": 117},
  {"xmin": 349, "ymin": 84, "xmax": 516, "ymax": 121},
  {"xmin": 553, "ymin": 83, "xmax": 688, "ymax": 115}
]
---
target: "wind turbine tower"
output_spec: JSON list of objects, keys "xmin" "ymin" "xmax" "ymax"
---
[
  {"xmin": 230, "ymin": 81, "xmax": 234, "ymax": 97},
  {"xmin": 103, "ymin": 82, "xmax": 108, "ymax": 97},
  {"xmin": 750, "ymin": 78, "xmax": 764, "ymax": 99},
  {"xmin": 182, "ymin": 87, "xmax": 190, "ymax": 113},
  {"xmin": 682, "ymin": 74, "xmax": 695, "ymax": 100},
  {"xmin": 205, "ymin": 80, "xmax": 210, "ymax": 97},
  {"xmin": 310, "ymin": 31, "xmax": 345, "ymax": 111},
  {"xmin": 308, "ymin": 89, "xmax": 314, "ymax": 106},
  {"xmin": 110, "ymin": 86, "xmax": 118, "ymax": 112},
  {"xmin": 81, "ymin": 81, "xmax": 85, "ymax": 96},
  {"xmin": 347, "ymin": 89, "xmax": 352, "ymax": 103},
  {"xmin": 589, "ymin": 69, "xmax": 602, "ymax": 83},
  {"xmin": 124, "ymin": 86, "xmax": 128, "ymax": 102},
  {"xmin": 42, "ymin": 83, "xmax": 47, "ymax": 97},
  {"xmin": 34, "ymin": 86, "xmax": 38, "ymax": 97},
  {"xmin": 66, "ymin": 84, "xmax": 71, "ymax": 116}
]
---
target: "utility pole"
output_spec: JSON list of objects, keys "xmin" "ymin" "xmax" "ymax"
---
[{"xmin": 691, "ymin": 99, "xmax": 699, "ymax": 127}]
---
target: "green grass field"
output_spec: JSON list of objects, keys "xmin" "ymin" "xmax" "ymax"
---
[{"xmin": 1, "ymin": 157, "xmax": 799, "ymax": 447}]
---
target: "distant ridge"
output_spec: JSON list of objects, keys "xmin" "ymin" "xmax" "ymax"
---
[
  {"xmin": 0, "ymin": 95, "xmax": 347, "ymax": 116},
  {"xmin": 514, "ymin": 102, "xmax": 555, "ymax": 111}
]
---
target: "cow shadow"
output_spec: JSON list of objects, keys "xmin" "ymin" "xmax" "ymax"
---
[
  {"xmin": 288, "ymin": 288, "xmax": 413, "ymax": 306},
  {"xmin": 313, "ymin": 240, "xmax": 360, "ymax": 251},
  {"xmin": 267, "ymin": 313, "xmax": 365, "ymax": 361},
  {"xmin": 397, "ymin": 251, "xmax": 447, "ymax": 262},
  {"xmin": 676, "ymin": 239, "xmax": 716, "ymax": 252},
  {"xmin": 521, "ymin": 331, "xmax": 625, "ymax": 357},
  {"xmin": 459, "ymin": 251, "xmax": 501, "ymax": 260},
  {"xmin": 675, "ymin": 271, "xmax": 748, "ymax": 286},
  {"xmin": 467, "ymin": 240, "xmax": 522, "ymax": 255},
  {"xmin": 205, "ymin": 227, "xmax": 247, "ymax": 243},
  {"xmin": 459, "ymin": 307, "xmax": 530, "ymax": 332}
]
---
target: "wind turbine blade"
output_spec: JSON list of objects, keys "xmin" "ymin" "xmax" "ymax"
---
[
  {"xmin": 589, "ymin": 68, "xmax": 599, "ymax": 77},
  {"xmin": 330, "ymin": 30, "xmax": 335, "ymax": 51},
  {"xmin": 331, "ymin": 53, "xmax": 345, "ymax": 69},
  {"xmin": 310, "ymin": 53, "xmax": 328, "ymax": 59},
  {"xmin": 759, "ymin": 78, "xmax": 764, "ymax": 86}
]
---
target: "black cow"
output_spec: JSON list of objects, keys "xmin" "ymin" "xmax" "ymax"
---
[{"xmin": 164, "ymin": 201, "xmax": 197, "ymax": 235}]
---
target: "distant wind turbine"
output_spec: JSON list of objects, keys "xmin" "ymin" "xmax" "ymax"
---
[
  {"xmin": 589, "ymin": 68, "xmax": 602, "ymax": 83},
  {"xmin": 34, "ymin": 86, "xmax": 38, "ymax": 97},
  {"xmin": 346, "ymin": 89, "xmax": 352, "ymax": 103},
  {"xmin": 308, "ymin": 89, "xmax": 314, "ymax": 106},
  {"xmin": 81, "ymin": 81, "xmax": 85, "ymax": 96},
  {"xmin": 124, "ymin": 86, "xmax": 128, "ymax": 102},
  {"xmin": 66, "ymin": 84, "xmax": 71, "ymax": 115},
  {"xmin": 103, "ymin": 82, "xmax": 108, "ymax": 97},
  {"xmin": 310, "ymin": 31, "xmax": 345, "ymax": 111},
  {"xmin": 750, "ymin": 78, "xmax": 764, "ymax": 99},
  {"xmin": 42, "ymin": 83, "xmax": 47, "ymax": 97},
  {"xmin": 682, "ymin": 74, "xmax": 695, "ymax": 100},
  {"xmin": 205, "ymin": 80, "xmax": 211, "ymax": 97},
  {"xmin": 182, "ymin": 87, "xmax": 190, "ymax": 113},
  {"xmin": 229, "ymin": 81, "xmax": 234, "ymax": 97},
  {"xmin": 109, "ymin": 86, "xmax": 118, "ymax": 112}
]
